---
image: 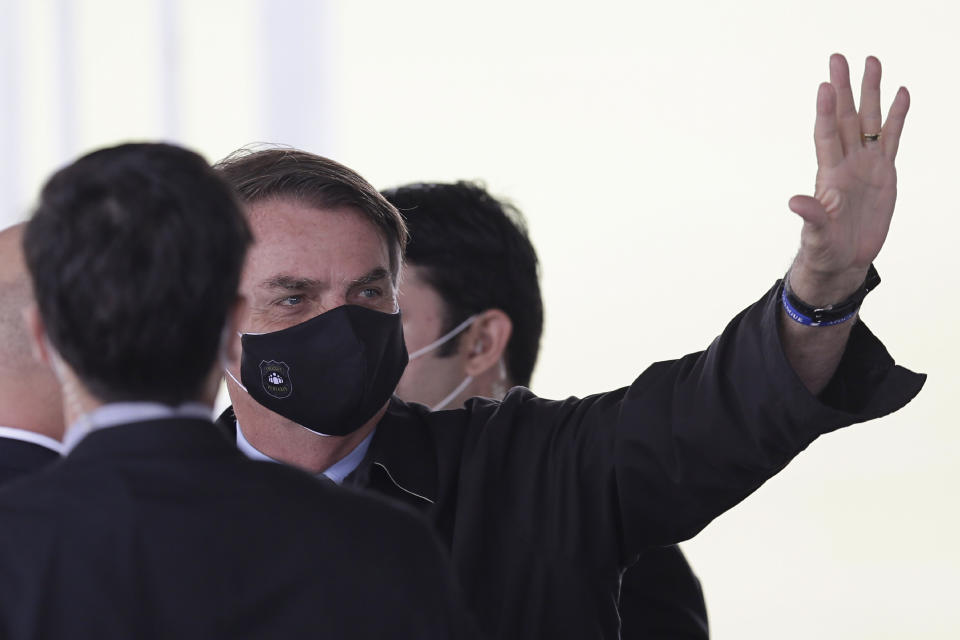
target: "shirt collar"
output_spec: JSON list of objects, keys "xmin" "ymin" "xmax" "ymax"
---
[
  {"xmin": 62, "ymin": 402, "xmax": 214, "ymax": 453},
  {"xmin": 0, "ymin": 425, "xmax": 65, "ymax": 455},
  {"xmin": 234, "ymin": 420, "xmax": 374, "ymax": 485}
]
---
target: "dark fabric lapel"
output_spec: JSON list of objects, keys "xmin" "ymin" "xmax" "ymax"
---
[
  {"xmin": 216, "ymin": 401, "xmax": 439, "ymax": 511},
  {"xmin": 345, "ymin": 399, "xmax": 438, "ymax": 511}
]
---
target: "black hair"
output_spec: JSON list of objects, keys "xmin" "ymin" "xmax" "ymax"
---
[
  {"xmin": 214, "ymin": 146, "xmax": 407, "ymax": 279},
  {"xmin": 23, "ymin": 142, "xmax": 252, "ymax": 404},
  {"xmin": 382, "ymin": 181, "xmax": 542, "ymax": 387}
]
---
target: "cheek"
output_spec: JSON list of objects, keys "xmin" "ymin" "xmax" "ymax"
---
[
  {"xmin": 400, "ymin": 318, "xmax": 432, "ymax": 354},
  {"xmin": 396, "ymin": 357, "xmax": 423, "ymax": 394},
  {"xmin": 395, "ymin": 356, "xmax": 439, "ymax": 405}
]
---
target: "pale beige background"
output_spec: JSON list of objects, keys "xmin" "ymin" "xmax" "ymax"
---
[{"xmin": 2, "ymin": 1, "xmax": 957, "ymax": 637}]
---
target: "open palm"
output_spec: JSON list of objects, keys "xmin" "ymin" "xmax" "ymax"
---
[{"xmin": 790, "ymin": 55, "xmax": 910, "ymax": 281}]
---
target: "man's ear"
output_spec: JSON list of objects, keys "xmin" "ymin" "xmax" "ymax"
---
[
  {"xmin": 23, "ymin": 303, "xmax": 53, "ymax": 365},
  {"xmin": 463, "ymin": 309, "xmax": 512, "ymax": 377}
]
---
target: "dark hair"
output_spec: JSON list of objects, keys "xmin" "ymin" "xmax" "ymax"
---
[
  {"xmin": 382, "ymin": 181, "xmax": 542, "ymax": 387},
  {"xmin": 214, "ymin": 146, "xmax": 408, "ymax": 278},
  {"xmin": 23, "ymin": 142, "xmax": 252, "ymax": 404}
]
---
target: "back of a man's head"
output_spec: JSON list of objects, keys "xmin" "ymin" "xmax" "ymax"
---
[
  {"xmin": 382, "ymin": 181, "xmax": 543, "ymax": 387},
  {"xmin": 0, "ymin": 224, "xmax": 63, "ymax": 437},
  {"xmin": 23, "ymin": 143, "xmax": 252, "ymax": 405}
]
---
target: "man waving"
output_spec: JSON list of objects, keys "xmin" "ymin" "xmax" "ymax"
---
[{"xmin": 216, "ymin": 54, "xmax": 923, "ymax": 639}]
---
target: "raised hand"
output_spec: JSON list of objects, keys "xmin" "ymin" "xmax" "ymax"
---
[{"xmin": 788, "ymin": 54, "xmax": 910, "ymax": 305}]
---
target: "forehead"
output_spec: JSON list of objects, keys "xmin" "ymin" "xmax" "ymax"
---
[{"xmin": 242, "ymin": 198, "xmax": 391, "ymax": 287}]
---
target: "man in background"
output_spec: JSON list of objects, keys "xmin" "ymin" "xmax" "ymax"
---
[
  {"xmin": 385, "ymin": 180, "xmax": 709, "ymax": 638},
  {"xmin": 0, "ymin": 223, "xmax": 63, "ymax": 485},
  {"xmin": 0, "ymin": 142, "xmax": 475, "ymax": 639}
]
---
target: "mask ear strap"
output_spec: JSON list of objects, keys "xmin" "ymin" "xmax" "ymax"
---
[
  {"xmin": 431, "ymin": 375, "xmax": 473, "ymax": 412},
  {"xmin": 408, "ymin": 314, "xmax": 479, "ymax": 360},
  {"xmin": 221, "ymin": 328, "xmax": 249, "ymax": 393},
  {"xmin": 223, "ymin": 362, "xmax": 248, "ymax": 393}
]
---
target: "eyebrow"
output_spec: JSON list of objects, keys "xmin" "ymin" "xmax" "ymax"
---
[
  {"xmin": 261, "ymin": 275, "xmax": 323, "ymax": 291},
  {"xmin": 260, "ymin": 267, "xmax": 390, "ymax": 292},
  {"xmin": 349, "ymin": 267, "xmax": 391, "ymax": 288}
]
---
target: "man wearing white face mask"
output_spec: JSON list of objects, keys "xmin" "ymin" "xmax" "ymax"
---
[
  {"xmin": 387, "ymin": 183, "xmax": 537, "ymax": 413},
  {"xmin": 388, "ymin": 180, "xmax": 536, "ymax": 412},
  {"xmin": 386, "ymin": 181, "xmax": 710, "ymax": 639},
  {"xmin": 383, "ymin": 182, "xmax": 543, "ymax": 411}
]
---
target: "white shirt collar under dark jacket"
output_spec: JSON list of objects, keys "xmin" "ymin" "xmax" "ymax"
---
[
  {"xmin": 235, "ymin": 420, "xmax": 373, "ymax": 485},
  {"xmin": 0, "ymin": 425, "xmax": 64, "ymax": 455},
  {"xmin": 61, "ymin": 402, "xmax": 214, "ymax": 454}
]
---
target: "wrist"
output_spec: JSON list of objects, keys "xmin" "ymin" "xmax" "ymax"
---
[
  {"xmin": 782, "ymin": 264, "xmax": 880, "ymax": 327},
  {"xmin": 786, "ymin": 260, "xmax": 869, "ymax": 307}
]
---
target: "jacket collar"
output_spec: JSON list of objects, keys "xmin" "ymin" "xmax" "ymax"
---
[
  {"xmin": 66, "ymin": 417, "xmax": 239, "ymax": 463},
  {"xmin": 0, "ymin": 436, "xmax": 62, "ymax": 471},
  {"xmin": 347, "ymin": 398, "xmax": 438, "ymax": 510},
  {"xmin": 216, "ymin": 399, "xmax": 438, "ymax": 510}
]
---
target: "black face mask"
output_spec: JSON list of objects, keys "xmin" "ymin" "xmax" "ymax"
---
[{"xmin": 227, "ymin": 305, "xmax": 408, "ymax": 436}]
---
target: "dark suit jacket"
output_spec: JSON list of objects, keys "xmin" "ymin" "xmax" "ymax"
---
[
  {"xmin": 220, "ymin": 284, "xmax": 924, "ymax": 639},
  {"xmin": 0, "ymin": 436, "xmax": 60, "ymax": 486},
  {"xmin": 0, "ymin": 417, "xmax": 476, "ymax": 640}
]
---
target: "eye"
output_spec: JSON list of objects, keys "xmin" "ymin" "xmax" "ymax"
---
[
  {"xmin": 278, "ymin": 295, "xmax": 303, "ymax": 306},
  {"xmin": 358, "ymin": 287, "xmax": 381, "ymax": 299}
]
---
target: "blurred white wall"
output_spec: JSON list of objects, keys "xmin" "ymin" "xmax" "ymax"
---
[{"xmin": 2, "ymin": 1, "xmax": 957, "ymax": 638}]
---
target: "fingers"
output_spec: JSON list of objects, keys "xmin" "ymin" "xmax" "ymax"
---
[
  {"xmin": 789, "ymin": 195, "xmax": 828, "ymax": 227},
  {"xmin": 814, "ymin": 83, "xmax": 844, "ymax": 168},
  {"xmin": 882, "ymin": 86, "xmax": 910, "ymax": 158},
  {"xmin": 829, "ymin": 53, "xmax": 862, "ymax": 152},
  {"xmin": 822, "ymin": 53, "xmax": 907, "ymax": 159},
  {"xmin": 858, "ymin": 56, "xmax": 883, "ymax": 141}
]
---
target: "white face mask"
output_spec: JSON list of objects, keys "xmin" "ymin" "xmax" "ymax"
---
[{"xmin": 408, "ymin": 315, "xmax": 478, "ymax": 411}]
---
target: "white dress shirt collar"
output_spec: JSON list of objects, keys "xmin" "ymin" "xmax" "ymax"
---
[
  {"xmin": 0, "ymin": 425, "xmax": 64, "ymax": 455},
  {"xmin": 235, "ymin": 421, "xmax": 373, "ymax": 485},
  {"xmin": 62, "ymin": 402, "xmax": 213, "ymax": 454}
]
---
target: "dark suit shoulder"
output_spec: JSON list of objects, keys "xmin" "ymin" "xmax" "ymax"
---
[
  {"xmin": 0, "ymin": 437, "xmax": 61, "ymax": 487},
  {"xmin": 0, "ymin": 421, "xmax": 477, "ymax": 639}
]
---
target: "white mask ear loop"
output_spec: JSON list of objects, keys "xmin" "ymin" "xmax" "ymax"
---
[
  {"xmin": 408, "ymin": 315, "xmax": 479, "ymax": 360},
  {"xmin": 431, "ymin": 375, "xmax": 473, "ymax": 412},
  {"xmin": 223, "ymin": 363, "xmax": 248, "ymax": 393},
  {"xmin": 222, "ymin": 330, "xmax": 248, "ymax": 393},
  {"xmin": 491, "ymin": 360, "xmax": 509, "ymax": 401}
]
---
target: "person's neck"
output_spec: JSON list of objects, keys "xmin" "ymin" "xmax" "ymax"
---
[
  {"xmin": 0, "ymin": 371, "xmax": 65, "ymax": 440},
  {"xmin": 464, "ymin": 367, "xmax": 513, "ymax": 405},
  {"xmin": 60, "ymin": 378, "xmax": 217, "ymax": 433},
  {"xmin": 59, "ymin": 379, "xmax": 106, "ymax": 429},
  {"xmin": 0, "ymin": 385, "xmax": 64, "ymax": 441},
  {"xmin": 232, "ymin": 397, "xmax": 386, "ymax": 475}
]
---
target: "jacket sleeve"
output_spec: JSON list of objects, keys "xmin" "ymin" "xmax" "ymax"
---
[{"xmin": 461, "ymin": 281, "xmax": 925, "ymax": 569}]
